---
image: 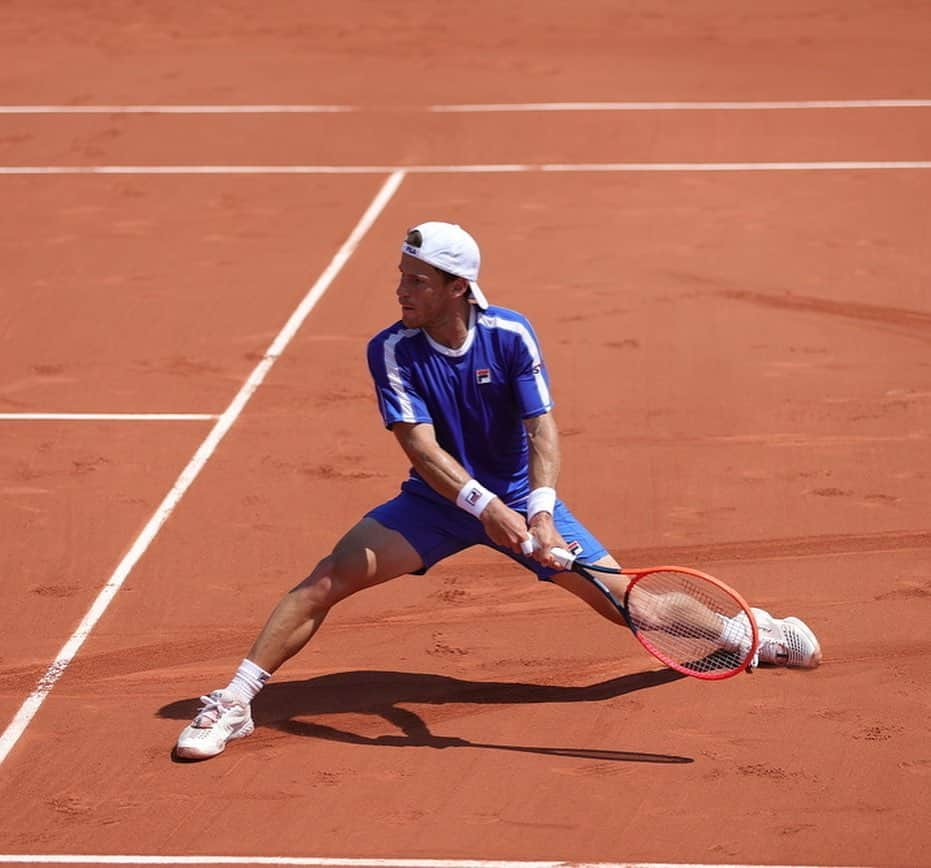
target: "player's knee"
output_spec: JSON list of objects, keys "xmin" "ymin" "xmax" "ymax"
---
[
  {"xmin": 289, "ymin": 556, "xmax": 338, "ymax": 610},
  {"xmin": 290, "ymin": 552, "xmax": 365, "ymax": 610}
]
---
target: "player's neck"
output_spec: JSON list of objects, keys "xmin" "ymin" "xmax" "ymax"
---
[{"xmin": 423, "ymin": 302, "xmax": 473, "ymax": 349}]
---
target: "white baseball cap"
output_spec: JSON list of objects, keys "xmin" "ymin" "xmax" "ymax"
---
[{"xmin": 401, "ymin": 221, "xmax": 489, "ymax": 309}]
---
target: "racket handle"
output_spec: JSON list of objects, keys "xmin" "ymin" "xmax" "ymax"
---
[
  {"xmin": 520, "ymin": 539, "xmax": 577, "ymax": 571},
  {"xmin": 549, "ymin": 546, "xmax": 577, "ymax": 570}
]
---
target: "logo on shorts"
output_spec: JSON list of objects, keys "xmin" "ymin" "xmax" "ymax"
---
[
  {"xmin": 475, "ymin": 368, "xmax": 491, "ymax": 384},
  {"xmin": 566, "ymin": 540, "xmax": 584, "ymax": 556}
]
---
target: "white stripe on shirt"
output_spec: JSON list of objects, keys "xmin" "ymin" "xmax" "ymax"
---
[
  {"xmin": 479, "ymin": 312, "xmax": 553, "ymax": 409},
  {"xmin": 383, "ymin": 329, "xmax": 420, "ymax": 422}
]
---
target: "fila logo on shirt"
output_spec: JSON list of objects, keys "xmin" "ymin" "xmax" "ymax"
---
[{"xmin": 475, "ymin": 368, "xmax": 491, "ymax": 384}]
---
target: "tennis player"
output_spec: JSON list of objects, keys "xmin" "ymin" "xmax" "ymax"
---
[{"xmin": 176, "ymin": 221, "xmax": 821, "ymax": 760}]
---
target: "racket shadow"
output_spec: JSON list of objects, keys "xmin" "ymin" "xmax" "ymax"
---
[{"xmin": 160, "ymin": 668, "xmax": 691, "ymax": 764}]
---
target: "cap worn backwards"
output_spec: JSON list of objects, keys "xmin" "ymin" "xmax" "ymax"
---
[{"xmin": 401, "ymin": 221, "xmax": 489, "ymax": 310}]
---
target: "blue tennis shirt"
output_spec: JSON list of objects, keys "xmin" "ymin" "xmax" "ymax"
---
[{"xmin": 367, "ymin": 305, "xmax": 554, "ymax": 508}]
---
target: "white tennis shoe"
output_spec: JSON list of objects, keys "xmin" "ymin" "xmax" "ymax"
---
[
  {"xmin": 175, "ymin": 689, "xmax": 254, "ymax": 760},
  {"xmin": 750, "ymin": 607, "xmax": 822, "ymax": 669}
]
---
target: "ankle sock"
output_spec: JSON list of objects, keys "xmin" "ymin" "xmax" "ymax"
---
[
  {"xmin": 225, "ymin": 658, "xmax": 271, "ymax": 704},
  {"xmin": 717, "ymin": 612, "xmax": 752, "ymax": 652}
]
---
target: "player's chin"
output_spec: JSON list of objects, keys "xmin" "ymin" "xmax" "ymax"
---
[{"xmin": 400, "ymin": 310, "xmax": 421, "ymax": 328}]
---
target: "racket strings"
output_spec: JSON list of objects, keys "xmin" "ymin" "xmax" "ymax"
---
[{"xmin": 625, "ymin": 571, "xmax": 754, "ymax": 677}]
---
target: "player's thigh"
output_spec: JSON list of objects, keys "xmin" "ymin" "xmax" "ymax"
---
[{"xmin": 328, "ymin": 516, "xmax": 424, "ymax": 594}]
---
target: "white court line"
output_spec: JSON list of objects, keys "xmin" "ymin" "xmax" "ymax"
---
[
  {"xmin": 0, "ymin": 413, "xmax": 217, "ymax": 421},
  {"xmin": 0, "ymin": 164, "xmax": 526, "ymax": 175},
  {"xmin": 1, "ymin": 161, "xmax": 931, "ymax": 176},
  {"xmin": 433, "ymin": 99, "xmax": 931, "ymax": 112},
  {"xmin": 540, "ymin": 161, "xmax": 931, "ymax": 172},
  {"xmin": 0, "ymin": 105, "xmax": 358, "ymax": 114},
  {"xmin": 0, "ymin": 169, "xmax": 407, "ymax": 768},
  {"xmin": 0, "ymin": 99, "xmax": 929, "ymax": 113},
  {"xmin": 0, "ymin": 858, "xmax": 866, "ymax": 867}
]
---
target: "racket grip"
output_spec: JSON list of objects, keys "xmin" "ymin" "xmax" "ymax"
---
[
  {"xmin": 520, "ymin": 539, "xmax": 577, "ymax": 571},
  {"xmin": 549, "ymin": 546, "xmax": 577, "ymax": 570}
]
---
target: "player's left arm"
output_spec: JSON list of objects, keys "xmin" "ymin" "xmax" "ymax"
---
[
  {"xmin": 523, "ymin": 411, "xmax": 568, "ymax": 567},
  {"xmin": 525, "ymin": 410, "xmax": 560, "ymax": 488}
]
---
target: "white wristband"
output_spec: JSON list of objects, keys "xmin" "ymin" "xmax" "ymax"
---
[
  {"xmin": 456, "ymin": 478, "xmax": 498, "ymax": 518},
  {"xmin": 526, "ymin": 486, "xmax": 557, "ymax": 522}
]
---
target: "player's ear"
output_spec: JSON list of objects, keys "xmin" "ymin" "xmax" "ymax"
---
[{"xmin": 452, "ymin": 276, "xmax": 471, "ymax": 300}]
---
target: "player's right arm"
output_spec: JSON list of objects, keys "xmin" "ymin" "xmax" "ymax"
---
[{"xmin": 391, "ymin": 421, "xmax": 530, "ymax": 552}]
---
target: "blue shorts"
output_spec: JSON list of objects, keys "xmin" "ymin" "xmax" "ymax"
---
[{"xmin": 365, "ymin": 490, "xmax": 608, "ymax": 581}]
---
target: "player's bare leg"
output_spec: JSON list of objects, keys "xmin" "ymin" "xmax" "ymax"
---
[
  {"xmin": 550, "ymin": 556, "xmax": 739, "ymax": 646},
  {"xmin": 247, "ymin": 518, "xmax": 423, "ymax": 673},
  {"xmin": 175, "ymin": 518, "xmax": 422, "ymax": 759},
  {"xmin": 551, "ymin": 555, "xmax": 820, "ymax": 670}
]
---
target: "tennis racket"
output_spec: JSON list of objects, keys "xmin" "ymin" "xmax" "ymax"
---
[{"xmin": 549, "ymin": 545, "xmax": 758, "ymax": 680}]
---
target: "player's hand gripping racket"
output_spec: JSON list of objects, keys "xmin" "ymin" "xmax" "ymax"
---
[{"xmin": 545, "ymin": 544, "xmax": 758, "ymax": 680}]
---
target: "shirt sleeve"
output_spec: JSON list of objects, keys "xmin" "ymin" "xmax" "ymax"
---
[
  {"xmin": 507, "ymin": 316, "xmax": 554, "ymax": 419},
  {"xmin": 367, "ymin": 331, "xmax": 433, "ymax": 429}
]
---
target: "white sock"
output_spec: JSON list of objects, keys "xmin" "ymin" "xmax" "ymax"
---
[
  {"xmin": 225, "ymin": 658, "xmax": 271, "ymax": 704},
  {"xmin": 717, "ymin": 612, "xmax": 752, "ymax": 652}
]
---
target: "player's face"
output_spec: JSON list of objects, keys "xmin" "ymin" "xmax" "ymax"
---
[{"xmin": 396, "ymin": 254, "xmax": 460, "ymax": 329}]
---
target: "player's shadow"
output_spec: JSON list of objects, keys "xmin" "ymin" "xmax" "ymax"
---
[{"xmin": 160, "ymin": 668, "xmax": 692, "ymax": 764}]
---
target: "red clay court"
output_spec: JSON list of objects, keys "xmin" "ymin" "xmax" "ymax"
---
[{"xmin": 1, "ymin": 3, "xmax": 930, "ymax": 867}]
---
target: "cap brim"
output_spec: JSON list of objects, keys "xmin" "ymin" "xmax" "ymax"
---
[{"xmin": 468, "ymin": 280, "xmax": 489, "ymax": 310}]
